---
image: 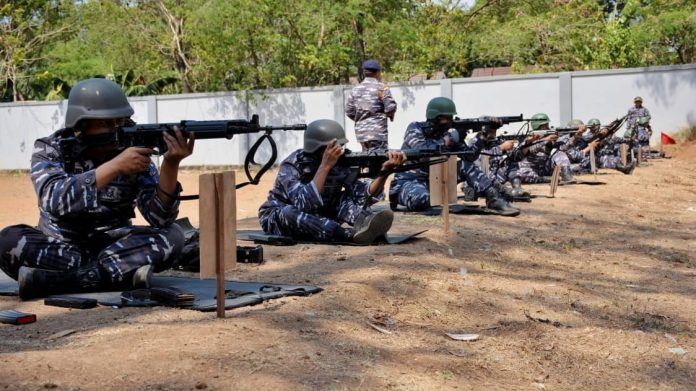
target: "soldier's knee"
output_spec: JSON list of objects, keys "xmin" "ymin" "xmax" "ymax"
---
[{"xmin": 0, "ymin": 225, "xmax": 34, "ymax": 254}]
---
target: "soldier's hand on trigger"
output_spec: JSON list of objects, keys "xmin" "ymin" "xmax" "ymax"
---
[
  {"xmin": 320, "ymin": 139, "xmax": 344, "ymax": 169},
  {"xmin": 163, "ymin": 127, "xmax": 195, "ymax": 165},
  {"xmin": 574, "ymin": 125, "xmax": 586, "ymax": 138},
  {"xmin": 112, "ymin": 147, "xmax": 155, "ymax": 175},
  {"xmin": 543, "ymin": 134, "xmax": 559, "ymax": 142},
  {"xmin": 381, "ymin": 150, "xmax": 407, "ymax": 172}
]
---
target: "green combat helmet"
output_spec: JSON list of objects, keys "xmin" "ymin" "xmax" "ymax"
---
[
  {"xmin": 530, "ymin": 113, "xmax": 550, "ymax": 130},
  {"xmin": 64, "ymin": 78, "xmax": 134, "ymax": 129},
  {"xmin": 303, "ymin": 119, "xmax": 349, "ymax": 153},
  {"xmin": 425, "ymin": 97, "xmax": 457, "ymax": 120},
  {"xmin": 587, "ymin": 118, "xmax": 601, "ymax": 128},
  {"xmin": 634, "ymin": 96, "xmax": 643, "ymax": 103},
  {"xmin": 567, "ymin": 119, "xmax": 584, "ymax": 127},
  {"xmin": 638, "ymin": 116, "xmax": 650, "ymax": 126}
]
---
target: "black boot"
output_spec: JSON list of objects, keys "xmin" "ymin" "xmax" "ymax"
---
[
  {"xmin": 461, "ymin": 184, "xmax": 477, "ymax": 202},
  {"xmin": 484, "ymin": 187, "xmax": 520, "ymax": 217},
  {"xmin": 560, "ymin": 166, "xmax": 576, "ymax": 184},
  {"xmin": 18, "ymin": 264, "xmax": 102, "ymax": 300},
  {"xmin": 510, "ymin": 177, "xmax": 531, "ymax": 199},
  {"xmin": 615, "ymin": 161, "xmax": 636, "ymax": 175},
  {"xmin": 352, "ymin": 210, "xmax": 394, "ymax": 244},
  {"xmin": 388, "ymin": 191, "xmax": 399, "ymax": 211}
]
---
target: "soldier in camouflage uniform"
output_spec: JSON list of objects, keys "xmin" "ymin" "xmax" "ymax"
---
[
  {"xmin": 389, "ymin": 98, "xmax": 519, "ymax": 215},
  {"xmin": 345, "ymin": 59, "xmax": 397, "ymax": 152},
  {"xmin": 517, "ymin": 113, "xmax": 575, "ymax": 184},
  {"xmin": 258, "ymin": 119, "xmax": 406, "ymax": 244},
  {"xmin": 626, "ymin": 96, "xmax": 652, "ymax": 157},
  {"xmin": 0, "ymin": 78, "xmax": 193, "ymax": 300}
]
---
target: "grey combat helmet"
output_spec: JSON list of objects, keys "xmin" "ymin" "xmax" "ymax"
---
[
  {"xmin": 426, "ymin": 97, "xmax": 457, "ymax": 120},
  {"xmin": 530, "ymin": 113, "xmax": 550, "ymax": 130},
  {"xmin": 567, "ymin": 119, "xmax": 584, "ymax": 127},
  {"xmin": 303, "ymin": 119, "xmax": 349, "ymax": 153},
  {"xmin": 587, "ymin": 118, "xmax": 601, "ymax": 127},
  {"xmin": 64, "ymin": 78, "xmax": 134, "ymax": 129}
]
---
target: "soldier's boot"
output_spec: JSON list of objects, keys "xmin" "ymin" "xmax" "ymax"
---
[
  {"xmin": 388, "ymin": 191, "xmax": 399, "ymax": 211},
  {"xmin": 132, "ymin": 264, "xmax": 153, "ymax": 289},
  {"xmin": 492, "ymin": 180, "xmax": 514, "ymax": 202},
  {"xmin": 352, "ymin": 210, "xmax": 394, "ymax": 244},
  {"xmin": 510, "ymin": 177, "xmax": 531, "ymax": 199},
  {"xmin": 461, "ymin": 184, "xmax": 478, "ymax": 202},
  {"xmin": 615, "ymin": 161, "xmax": 636, "ymax": 175},
  {"xmin": 18, "ymin": 264, "xmax": 102, "ymax": 301},
  {"xmin": 560, "ymin": 166, "xmax": 576, "ymax": 184},
  {"xmin": 484, "ymin": 187, "xmax": 520, "ymax": 217}
]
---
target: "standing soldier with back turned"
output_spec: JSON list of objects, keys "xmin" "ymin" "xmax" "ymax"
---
[{"xmin": 345, "ymin": 59, "xmax": 397, "ymax": 152}]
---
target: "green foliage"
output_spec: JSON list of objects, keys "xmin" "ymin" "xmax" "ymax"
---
[{"xmin": 1, "ymin": 0, "xmax": 695, "ymax": 102}]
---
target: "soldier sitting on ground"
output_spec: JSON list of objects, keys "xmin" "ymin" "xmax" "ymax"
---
[
  {"xmin": 0, "ymin": 78, "xmax": 194, "ymax": 300},
  {"xmin": 388, "ymin": 97, "xmax": 518, "ymax": 215},
  {"xmin": 258, "ymin": 119, "xmax": 406, "ymax": 244}
]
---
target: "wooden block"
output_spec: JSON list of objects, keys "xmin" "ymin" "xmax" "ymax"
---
[
  {"xmin": 637, "ymin": 147, "xmax": 643, "ymax": 166},
  {"xmin": 589, "ymin": 148, "xmax": 597, "ymax": 175},
  {"xmin": 429, "ymin": 156, "xmax": 457, "ymax": 207},
  {"xmin": 199, "ymin": 172, "xmax": 237, "ymax": 280},
  {"xmin": 620, "ymin": 144, "xmax": 627, "ymax": 166},
  {"xmin": 441, "ymin": 161, "xmax": 450, "ymax": 234},
  {"xmin": 548, "ymin": 165, "xmax": 560, "ymax": 198},
  {"xmin": 481, "ymin": 155, "xmax": 490, "ymax": 177},
  {"xmin": 199, "ymin": 173, "xmax": 217, "ymax": 279}
]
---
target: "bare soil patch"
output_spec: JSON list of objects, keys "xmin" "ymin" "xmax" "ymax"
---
[{"xmin": 1, "ymin": 146, "xmax": 694, "ymax": 390}]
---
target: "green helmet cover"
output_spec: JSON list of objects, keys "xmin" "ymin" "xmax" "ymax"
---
[
  {"xmin": 623, "ymin": 129, "xmax": 633, "ymax": 138},
  {"xmin": 530, "ymin": 113, "xmax": 550, "ymax": 131},
  {"xmin": 425, "ymin": 97, "xmax": 457, "ymax": 120},
  {"xmin": 587, "ymin": 118, "xmax": 601, "ymax": 127},
  {"xmin": 65, "ymin": 78, "xmax": 134, "ymax": 129},
  {"xmin": 633, "ymin": 96, "xmax": 643, "ymax": 102},
  {"xmin": 303, "ymin": 119, "xmax": 348, "ymax": 153}
]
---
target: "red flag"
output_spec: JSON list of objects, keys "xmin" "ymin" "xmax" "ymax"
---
[{"xmin": 661, "ymin": 132, "xmax": 677, "ymax": 145}]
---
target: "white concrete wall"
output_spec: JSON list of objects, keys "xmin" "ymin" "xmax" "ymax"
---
[
  {"xmin": 1, "ymin": 64, "xmax": 694, "ymax": 169},
  {"xmin": 571, "ymin": 67, "xmax": 696, "ymax": 144}
]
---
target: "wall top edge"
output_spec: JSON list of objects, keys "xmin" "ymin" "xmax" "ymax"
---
[{"xmin": 1, "ymin": 64, "xmax": 693, "ymax": 108}]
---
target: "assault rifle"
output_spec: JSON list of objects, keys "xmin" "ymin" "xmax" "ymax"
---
[
  {"xmin": 587, "ymin": 115, "xmax": 628, "ymax": 143},
  {"xmin": 450, "ymin": 114, "xmax": 526, "ymax": 141},
  {"xmin": 337, "ymin": 147, "xmax": 475, "ymax": 179},
  {"xmin": 61, "ymin": 114, "xmax": 306, "ymax": 192}
]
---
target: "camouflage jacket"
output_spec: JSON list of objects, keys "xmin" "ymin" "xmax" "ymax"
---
[
  {"xmin": 626, "ymin": 106, "xmax": 651, "ymax": 130},
  {"xmin": 345, "ymin": 77, "xmax": 397, "ymax": 143},
  {"xmin": 259, "ymin": 149, "xmax": 381, "ymax": 218},
  {"xmin": 30, "ymin": 129, "xmax": 181, "ymax": 243}
]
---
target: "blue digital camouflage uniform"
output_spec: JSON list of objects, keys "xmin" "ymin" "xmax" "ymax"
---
[
  {"xmin": 596, "ymin": 136, "xmax": 629, "ymax": 169},
  {"xmin": 557, "ymin": 133, "xmax": 592, "ymax": 174},
  {"xmin": 517, "ymin": 140, "xmax": 572, "ymax": 183},
  {"xmin": 258, "ymin": 149, "xmax": 381, "ymax": 240},
  {"xmin": 389, "ymin": 121, "xmax": 491, "ymax": 211},
  {"xmin": 345, "ymin": 77, "xmax": 397, "ymax": 152},
  {"xmin": 0, "ymin": 130, "xmax": 184, "ymax": 282},
  {"xmin": 627, "ymin": 106, "xmax": 651, "ymax": 156}
]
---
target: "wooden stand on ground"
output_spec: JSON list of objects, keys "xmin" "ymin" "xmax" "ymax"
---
[
  {"xmin": 199, "ymin": 172, "xmax": 237, "ymax": 318},
  {"xmin": 620, "ymin": 144, "xmax": 628, "ymax": 166},
  {"xmin": 548, "ymin": 165, "xmax": 561, "ymax": 198},
  {"xmin": 481, "ymin": 155, "xmax": 490, "ymax": 177},
  {"xmin": 589, "ymin": 148, "xmax": 597, "ymax": 179},
  {"xmin": 637, "ymin": 147, "xmax": 643, "ymax": 166},
  {"xmin": 429, "ymin": 157, "xmax": 457, "ymax": 235}
]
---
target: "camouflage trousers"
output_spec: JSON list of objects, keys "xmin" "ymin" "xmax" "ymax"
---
[
  {"xmin": 360, "ymin": 140, "xmax": 388, "ymax": 153},
  {"xmin": 518, "ymin": 151, "xmax": 571, "ymax": 184},
  {"xmin": 391, "ymin": 160, "xmax": 493, "ymax": 212},
  {"xmin": 637, "ymin": 128, "xmax": 651, "ymax": 157},
  {"xmin": 598, "ymin": 155, "xmax": 622, "ymax": 169},
  {"xmin": 0, "ymin": 224, "xmax": 184, "ymax": 283},
  {"xmin": 259, "ymin": 195, "xmax": 368, "ymax": 241}
]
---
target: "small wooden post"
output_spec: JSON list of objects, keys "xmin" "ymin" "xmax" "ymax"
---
[
  {"xmin": 548, "ymin": 164, "xmax": 560, "ymax": 198},
  {"xmin": 199, "ymin": 171, "xmax": 236, "ymax": 318},
  {"xmin": 429, "ymin": 157, "xmax": 457, "ymax": 235},
  {"xmin": 589, "ymin": 148, "xmax": 597, "ymax": 179},
  {"xmin": 481, "ymin": 155, "xmax": 490, "ymax": 177},
  {"xmin": 637, "ymin": 147, "xmax": 643, "ymax": 166},
  {"xmin": 620, "ymin": 144, "xmax": 627, "ymax": 166}
]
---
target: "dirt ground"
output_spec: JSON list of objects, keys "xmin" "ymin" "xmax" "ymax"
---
[{"xmin": 0, "ymin": 143, "xmax": 694, "ymax": 391}]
